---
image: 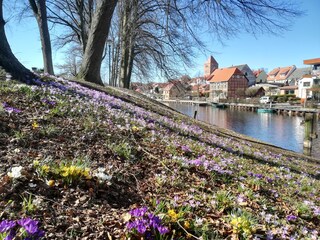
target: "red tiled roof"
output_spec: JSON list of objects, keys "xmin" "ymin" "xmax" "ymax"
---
[
  {"xmin": 268, "ymin": 67, "xmax": 280, "ymax": 76},
  {"xmin": 267, "ymin": 66, "xmax": 295, "ymax": 81},
  {"xmin": 253, "ymin": 69, "xmax": 262, "ymax": 77},
  {"xmin": 206, "ymin": 71, "xmax": 215, "ymax": 81},
  {"xmin": 208, "ymin": 67, "xmax": 244, "ymax": 82},
  {"xmin": 278, "ymin": 67, "xmax": 290, "ymax": 75}
]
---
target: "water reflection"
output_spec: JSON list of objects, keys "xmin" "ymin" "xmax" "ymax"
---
[{"xmin": 167, "ymin": 103, "xmax": 308, "ymax": 153}]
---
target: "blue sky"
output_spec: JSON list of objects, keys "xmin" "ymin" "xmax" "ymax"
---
[
  {"xmin": 4, "ymin": 1, "xmax": 320, "ymax": 78},
  {"xmin": 190, "ymin": 0, "xmax": 320, "ymax": 76}
]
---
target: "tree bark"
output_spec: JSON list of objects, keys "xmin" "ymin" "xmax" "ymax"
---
[
  {"xmin": 119, "ymin": 1, "xmax": 129, "ymax": 88},
  {"xmin": 126, "ymin": 46, "xmax": 134, "ymax": 88},
  {"xmin": 111, "ymin": 41, "xmax": 120, "ymax": 86},
  {"xmin": 119, "ymin": 0, "xmax": 137, "ymax": 88},
  {"xmin": 76, "ymin": 0, "xmax": 88, "ymax": 52},
  {"xmin": 29, "ymin": 0, "xmax": 54, "ymax": 75},
  {"xmin": 0, "ymin": 0, "xmax": 34, "ymax": 82},
  {"xmin": 78, "ymin": 0, "xmax": 117, "ymax": 86}
]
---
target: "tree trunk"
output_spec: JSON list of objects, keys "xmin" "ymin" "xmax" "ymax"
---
[
  {"xmin": 78, "ymin": 0, "xmax": 117, "ymax": 86},
  {"xmin": 0, "ymin": 0, "xmax": 34, "ymax": 82},
  {"xmin": 119, "ymin": 0, "xmax": 137, "ymax": 89},
  {"xmin": 126, "ymin": 46, "xmax": 134, "ymax": 88},
  {"xmin": 76, "ymin": 0, "xmax": 88, "ymax": 53},
  {"xmin": 111, "ymin": 41, "xmax": 120, "ymax": 86},
  {"xmin": 29, "ymin": 0, "xmax": 54, "ymax": 75}
]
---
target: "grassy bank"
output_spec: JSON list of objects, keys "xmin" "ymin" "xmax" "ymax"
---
[{"xmin": 0, "ymin": 76, "xmax": 319, "ymax": 239}]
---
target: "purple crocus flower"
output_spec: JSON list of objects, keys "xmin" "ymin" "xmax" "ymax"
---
[
  {"xmin": 148, "ymin": 214, "xmax": 161, "ymax": 228},
  {"xmin": 126, "ymin": 206, "xmax": 169, "ymax": 237},
  {"xmin": 130, "ymin": 207, "xmax": 148, "ymax": 217},
  {"xmin": 286, "ymin": 215, "xmax": 297, "ymax": 221},
  {"xmin": 126, "ymin": 222, "xmax": 133, "ymax": 230},
  {"xmin": 136, "ymin": 222, "xmax": 147, "ymax": 234},
  {"xmin": 42, "ymin": 98, "xmax": 56, "ymax": 105},
  {"xmin": 17, "ymin": 218, "xmax": 39, "ymax": 234},
  {"xmin": 2, "ymin": 103, "xmax": 22, "ymax": 113},
  {"xmin": 313, "ymin": 207, "xmax": 320, "ymax": 216},
  {"xmin": 254, "ymin": 173, "xmax": 264, "ymax": 179},
  {"xmin": 0, "ymin": 220, "xmax": 16, "ymax": 232},
  {"xmin": 181, "ymin": 145, "xmax": 191, "ymax": 152},
  {"xmin": 17, "ymin": 218, "xmax": 33, "ymax": 227},
  {"xmin": 157, "ymin": 225, "xmax": 169, "ymax": 234},
  {"xmin": 24, "ymin": 223, "xmax": 39, "ymax": 235}
]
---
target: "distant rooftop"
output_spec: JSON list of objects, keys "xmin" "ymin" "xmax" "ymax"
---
[
  {"xmin": 303, "ymin": 58, "xmax": 320, "ymax": 65},
  {"xmin": 289, "ymin": 67, "xmax": 311, "ymax": 79},
  {"xmin": 208, "ymin": 67, "xmax": 244, "ymax": 82}
]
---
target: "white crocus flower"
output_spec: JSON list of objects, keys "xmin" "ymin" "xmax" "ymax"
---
[
  {"xmin": 7, "ymin": 166, "xmax": 23, "ymax": 179},
  {"xmin": 94, "ymin": 168, "xmax": 112, "ymax": 182}
]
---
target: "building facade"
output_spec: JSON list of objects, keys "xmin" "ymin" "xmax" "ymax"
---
[
  {"xmin": 208, "ymin": 67, "xmax": 248, "ymax": 100},
  {"xmin": 162, "ymin": 82, "xmax": 186, "ymax": 100},
  {"xmin": 298, "ymin": 75, "xmax": 319, "ymax": 99},
  {"xmin": 204, "ymin": 56, "xmax": 219, "ymax": 77},
  {"xmin": 254, "ymin": 69, "xmax": 268, "ymax": 83},
  {"xmin": 303, "ymin": 58, "xmax": 320, "ymax": 77},
  {"xmin": 287, "ymin": 67, "xmax": 311, "ymax": 86},
  {"xmin": 231, "ymin": 64, "xmax": 256, "ymax": 87}
]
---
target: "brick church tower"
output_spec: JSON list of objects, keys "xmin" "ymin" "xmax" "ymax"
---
[{"xmin": 204, "ymin": 56, "xmax": 218, "ymax": 77}]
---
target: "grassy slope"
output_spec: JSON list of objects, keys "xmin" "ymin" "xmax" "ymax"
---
[{"xmin": 0, "ymin": 76, "xmax": 319, "ymax": 239}]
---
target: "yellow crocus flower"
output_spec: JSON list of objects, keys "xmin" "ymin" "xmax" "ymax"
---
[
  {"xmin": 41, "ymin": 165, "xmax": 50, "ymax": 173},
  {"xmin": 167, "ymin": 209, "xmax": 178, "ymax": 222},
  {"xmin": 32, "ymin": 121, "xmax": 39, "ymax": 129}
]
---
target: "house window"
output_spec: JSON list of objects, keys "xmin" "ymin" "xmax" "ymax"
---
[{"xmin": 303, "ymin": 82, "xmax": 311, "ymax": 87}]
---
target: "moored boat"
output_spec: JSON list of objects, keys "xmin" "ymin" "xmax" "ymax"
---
[
  {"xmin": 212, "ymin": 103, "xmax": 227, "ymax": 108},
  {"xmin": 257, "ymin": 108, "xmax": 275, "ymax": 113}
]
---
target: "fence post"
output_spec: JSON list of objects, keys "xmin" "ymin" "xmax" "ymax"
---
[
  {"xmin": 303, "ymin": 113, "xmax": 317, "ymax": 155},
  {"xmin": 310, "ymin": 112, "xmax": 318, "ymax": 139}
]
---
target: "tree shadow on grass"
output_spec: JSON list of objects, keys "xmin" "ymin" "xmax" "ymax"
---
[{"xmin": 95, "ymin": 178, "xmax": 142, "ymax": 209}]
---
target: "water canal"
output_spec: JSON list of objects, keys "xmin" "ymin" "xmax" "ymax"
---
[{"xmin": 166, "ymin": 103, "xmax": 320, "ymax": 158}]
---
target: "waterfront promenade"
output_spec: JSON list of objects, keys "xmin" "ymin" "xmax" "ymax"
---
[
  {"xmin": 160, "ymin": 99, "xmax": 209, "ymax": 106},
  {"xmin": 226, "ymin": 102, "xmax": 319, "ymax": 117},
  {"xmin": 160, "ymin": 99, "xmax": 320, "ymax": 117}
]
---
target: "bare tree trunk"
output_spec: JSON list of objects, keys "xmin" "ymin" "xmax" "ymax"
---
[
  {"xmin": 118, "ymin": 0, "xmax": 126, "ymax": 87},
  {"xmin": 78, "ymin": 0, "xmax": 117, "ymax": 86},
  {"xmin": 126, "ymin": 46, "xmax": 134, "ymax": 88},
  {"xmin": 125, "ymin": 0, "xmax": 138, "ymax": 88},
  {"xmin": 29, "ymin": 0, "xmax": 54, "ymax": 75},
  {"xmin": 0, "ymin": 0, "xmax": 34, "ymax": 82},
  {"xmin": 77, "ymin": 0, "xmax": 87, "ymax": 53},
  {"xmin": 111, "ymin": 41, "xmax": 120, "ymax": 86},
  {"xmin": 119, "ymin": 0, "xmax": 137, "ymax": 88}
]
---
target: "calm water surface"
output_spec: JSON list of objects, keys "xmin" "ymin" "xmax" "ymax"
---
[{"xmin": 167, "ymin": 103, "xmax": 320, "ymax": 157}]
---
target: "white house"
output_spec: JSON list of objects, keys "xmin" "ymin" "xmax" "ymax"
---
[{"xmin": 298, "ymin": 75, "xmax": 319, "ymax": 99}]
